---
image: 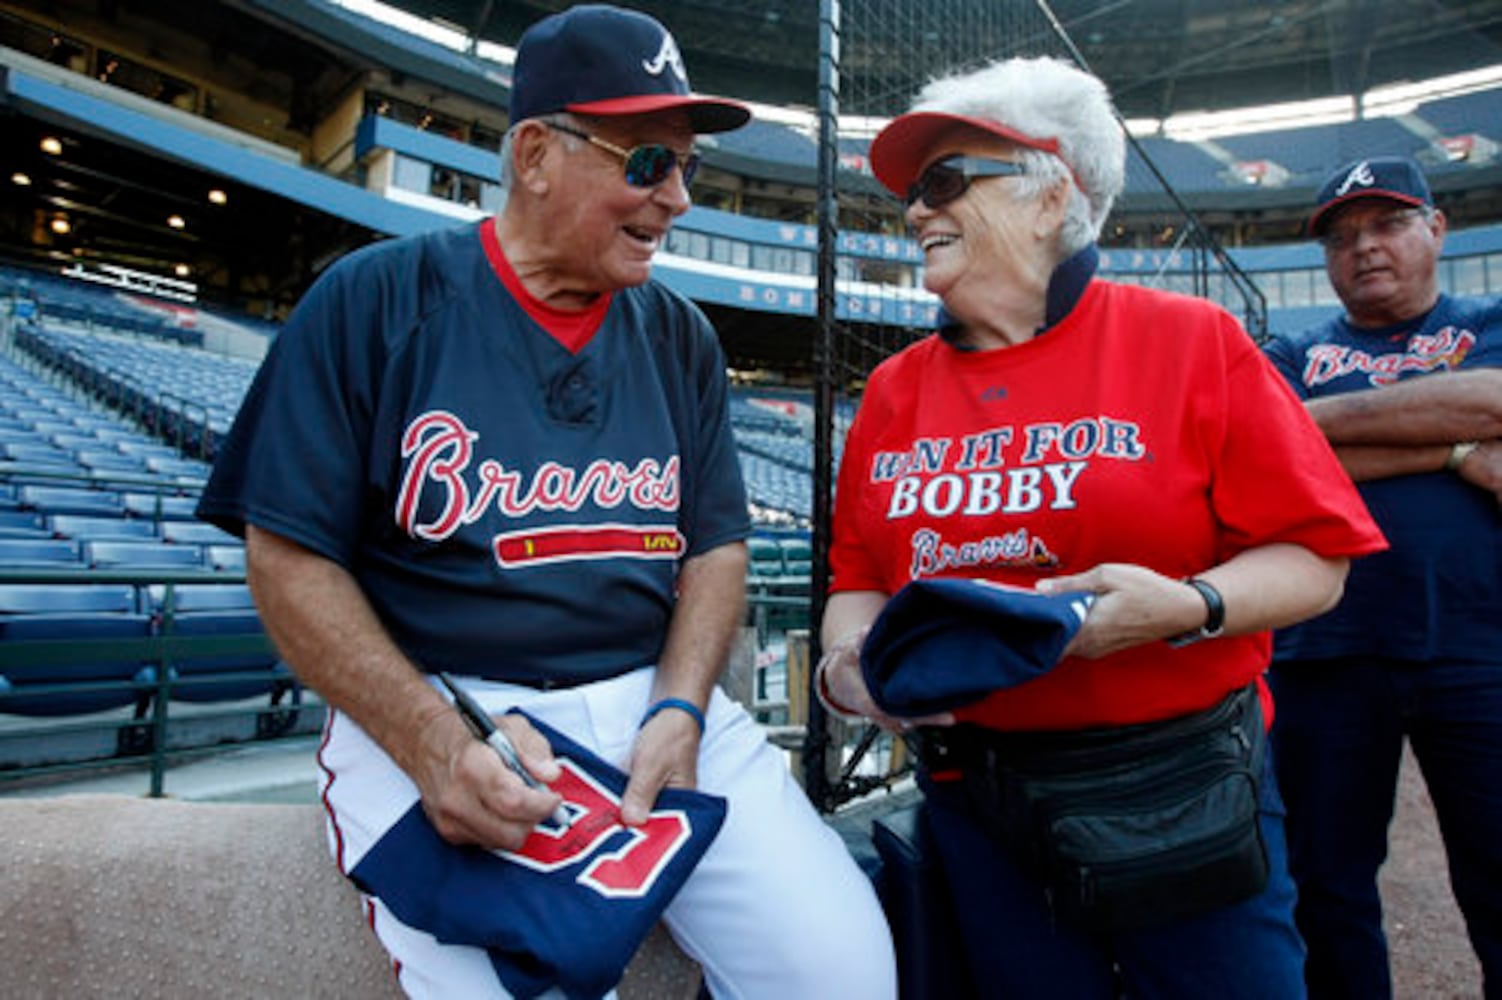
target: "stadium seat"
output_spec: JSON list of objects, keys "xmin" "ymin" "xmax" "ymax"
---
[
  {"xmin": 16, "ymin": 485, "xmax": 126, "ymax": 517},
  {"xmin": 0, "ymin": 583, "xmax": 140, "ymax": 615},
  {"xmin": 205, "ymin": 544, "xmax": 247, "ymax": 573},
  {"xmin": 122, "ymin": 491, "xmax": 202, "ymax": 521},
  {"xmin": 145, "ymin": 583, "xmax": 291, "ymax": 706},
  {"xmin": 0, "ymin": 583, "xmax": 155, "ymax": 716},
  {"xmin": 160, "ymin": 520, "xmax": 239, "ymax": 546},
  {"xmin": 0, "ymin": 537, "xmax": 83, "ymax": 566},
  {"xmin": 778, "ymin": 537, "xmax": 813, "ymax": 576},
  {"xmin": 47, "ymin": 514, "xmax": 160, "ymax": 542},
  {"xmin": 81, "ymin": 539, "xmax": 204, "ymax": 570},
  {"xmin": 748, "ymin": 537, "xmax": 786, "ymax": 577}
]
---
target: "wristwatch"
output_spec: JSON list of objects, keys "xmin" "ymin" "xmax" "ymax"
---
[{"xmin": 1167, "ymin": 577, "xmax": 1226, "ymax": 647}]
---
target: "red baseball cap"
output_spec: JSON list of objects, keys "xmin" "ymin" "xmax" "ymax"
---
[{"xmin": 868, "ymin": 111, "xmax": 1063, "ymax": 198}]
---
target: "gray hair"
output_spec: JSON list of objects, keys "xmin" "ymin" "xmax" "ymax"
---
[{"xmin": 912, "ymin": 56, "xmax": 1125, "ymax": 253}]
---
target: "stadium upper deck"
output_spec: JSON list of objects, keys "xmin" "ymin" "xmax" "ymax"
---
[{"xmin": 0, "ymin": 0, "xmax": 1500, "ymax": 371}]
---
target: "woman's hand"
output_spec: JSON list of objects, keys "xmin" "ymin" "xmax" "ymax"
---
[
  {"xmin": 816, "ymin": 626, "xmax": 955, "ymax": 732},
  {"xmin": 1038, "ymin": 563, "xmax": 1206, "ymax": 658}
]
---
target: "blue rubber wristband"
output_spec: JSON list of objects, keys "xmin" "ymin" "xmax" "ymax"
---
[{"xmin": 640, "ymin": 697, "xmax": 706, "ymax": 735}]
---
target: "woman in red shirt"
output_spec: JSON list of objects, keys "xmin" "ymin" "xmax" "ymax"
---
[{"xmin": 820, "ymin": 55, "xmax": 1385, "ymax": 998}]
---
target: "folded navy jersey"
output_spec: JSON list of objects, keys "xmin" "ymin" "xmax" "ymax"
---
[
  {"xmin": 861, "ymin": 578, "xmax": 1094, "ymax": 716},
  {"xmin": 349, "ymin": 711, "xmax": 725, "ymax": 999}
]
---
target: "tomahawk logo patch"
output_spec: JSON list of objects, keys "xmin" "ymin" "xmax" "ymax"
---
[{"xmin": 1333, "ymin": 161, "xmax": 1376, "ymax": 197}]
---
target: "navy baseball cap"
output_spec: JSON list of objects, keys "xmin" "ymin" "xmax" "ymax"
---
[
  {"xmin": 1309, "ymin": 156, "xmax": 1433, "ymax": 236},
  {"xmin": 861, "ymin": 578, "xmax": 1093, "ymax": 717},
  {"xmin": 509, "ymin": 4, "xmax": 750, "ymax": 134}
]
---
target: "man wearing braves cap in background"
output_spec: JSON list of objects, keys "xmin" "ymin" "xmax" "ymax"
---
[
  {"xmin": 198, "ymin": 4, "xmax": 896, "ymax": 997},
  {"xmin": 1264, "ymin": 156, "xmax": 1502, "ymax": 998}
]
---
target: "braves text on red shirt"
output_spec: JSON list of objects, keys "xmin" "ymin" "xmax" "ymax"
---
[
  {"xmin": 1301, "ymin": 326, "xmax": 1475, "ymax": 388},
  {"xmin": 396, "ymin": 410, "xmax": 680, "ymax": 551},
  {"xmin": 869, "ymin": 417, "xmax": 1144, "ymax": 577}
]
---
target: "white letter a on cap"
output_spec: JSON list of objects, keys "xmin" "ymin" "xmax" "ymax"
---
[
  {"xmin": 1334, "ymin": 161, "xmax": 1375, "ymax": 197},
  {"xmin": 643, "ymin": 33, "xmax": 687, "ymax": 83}
]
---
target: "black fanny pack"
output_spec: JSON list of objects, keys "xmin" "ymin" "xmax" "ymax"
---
[{"xmin": 917, "ymin": 684, "xmax": 1269, "ymax": 931}]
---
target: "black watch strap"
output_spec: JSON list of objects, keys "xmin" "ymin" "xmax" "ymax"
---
[{"xmin": 1168, "ymin": 577, "xmax": 1226, "ymax": 647}]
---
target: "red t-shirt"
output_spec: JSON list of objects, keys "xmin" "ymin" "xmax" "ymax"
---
[{"xmin": 831, "ymin": 279, "xmax": 1386, "ymax": 730}]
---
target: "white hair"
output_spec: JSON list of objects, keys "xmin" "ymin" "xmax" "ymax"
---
[{"xmin": 912, "ymin": 56, "xmax": 1125, "ymax": 253}]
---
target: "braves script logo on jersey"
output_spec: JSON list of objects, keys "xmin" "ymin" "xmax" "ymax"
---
[
  {"xmin": 1301, "ymin": 327, "xmax": 1476, "ymax": 388},
  {"xmin": 502, "ymin": 758, "xmax": 692, "ymax": 899},
  {"xmin": 1333, "ymin": 161, "xmax": 1376, "ymax": 197},
  {"xmin": 870, "ymin": 416, "xmax": 1145, "ymax": 577},
  {"xmin": 397, "ymin": 410, "xmax": 682, "ymax": 568}
]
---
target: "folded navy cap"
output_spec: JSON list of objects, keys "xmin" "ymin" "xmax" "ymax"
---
[{"xmin": 861, "ymin": 578, "xmax": 1093, "ymax": 717}]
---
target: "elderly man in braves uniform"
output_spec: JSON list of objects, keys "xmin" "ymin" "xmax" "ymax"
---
[
  {"xmin": 1263, "ymin": 155, "xmax": 1502, "ymax": 998},
  {"xmin": 197, "ymin": 5, "xmax": 896, "ymax": 998}
]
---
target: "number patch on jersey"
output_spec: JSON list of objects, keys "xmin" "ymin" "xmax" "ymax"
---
[{"xmin": 499, "ymin": 759, "xmax": 692, "ymax": 899}]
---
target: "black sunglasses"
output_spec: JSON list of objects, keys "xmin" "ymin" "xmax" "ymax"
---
[
  {"xmin": 544, "ymin": 120, "xmax": 701, "ymax": 189},
  {"xmin": 905, "ymin": 155, "xmax": 1028, "ymax": 209}
]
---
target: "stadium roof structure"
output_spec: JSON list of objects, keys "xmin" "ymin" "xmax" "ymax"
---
[{"xmin": 384, "ymin": 0, "xmax": 1502, "ymax": 121}]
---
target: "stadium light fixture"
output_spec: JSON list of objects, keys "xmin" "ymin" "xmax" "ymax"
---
[
  {"xmin": 1365, "ymin": 64, "xmax": 1502, "ymax": 118},
  {"xmin": 50, "ymin": 215, "xmax": 71, "ymax": 235},
  {"xmin": 11, "ymin": 172, "xmax": 30, "ymax": 186},
  {"xmin": 40, "ymin": 136, "xmax": 63, "ymax": 155},
  {"xmin": 174, "ymin": 264, "xmax": 191, "ymax": 277},
  {"xmin": 1164, "ymin": 96, "xmax": 1354, "ymax": 142},
  {"xmin": 207, "ymin": 188, "xmax": 228, "ymax": 205},
  {"xmin": 167, "ymin": 214, "xmax": 186, "ymax": 229}
]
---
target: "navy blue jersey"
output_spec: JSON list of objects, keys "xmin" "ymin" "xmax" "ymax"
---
[
  {"xmin": 199, "ymin": 220, "xmax": 750, "ymax": 683},
  {"xmin": 1264, "ymin": 293, "xmax": 1502, "ymax": 662}
]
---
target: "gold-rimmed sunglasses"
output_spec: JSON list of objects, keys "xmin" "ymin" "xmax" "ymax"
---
[{"xmin": 543, "ymin": 120, "xmax": 701, "ymax": 188}]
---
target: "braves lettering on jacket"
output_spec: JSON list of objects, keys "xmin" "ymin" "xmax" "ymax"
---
[
  {"xmin": 197, "ymin": 220, "xmax": 751, "ymax": 685},
  {"xmin": 830, "ymin": 254, "xmax": 1384, "ymax": 729},
  {"xmin": 397, "ymin": 409, "xmax": 684, "ymax": 565},
  {"xmin": 1264, "ymin": 292, "xmax": 1502, "ymax": 663}
]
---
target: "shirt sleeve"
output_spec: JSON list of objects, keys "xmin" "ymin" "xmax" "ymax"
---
[
  {"xmin": 197, "ymin": 252, "xmax": 391, "ymax": 567},
  {"xmin": 677, "ymin": 301, "xmax": 751, "ymax": 556},
  {"xmin": 1210, "ymin": 321, "xmax": 1386, "ymax": 561},
  {"xmin": 828, "ymin": 365, "xmax": 892, "ymax": 594},
  {"xmin": 1259, "ymin": 332, "xmax": 1312, "ymax": 399}
]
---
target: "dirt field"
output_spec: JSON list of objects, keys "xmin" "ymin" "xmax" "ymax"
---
[{"xmin": 1383, "ymin": 745, "xmax": 1483, "ymax": 998}]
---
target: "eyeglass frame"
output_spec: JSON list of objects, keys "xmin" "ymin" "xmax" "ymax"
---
[
  {"xmin": 905, "ymin": 155, "xmax": 1029, "ymax": 209},
  {"xmin": 1318, "ymin": 205, "xmax": 1432, "ymax": 252},
  {"xmin": 541, "ymin": 119, "xmax": 701, "ymax": 189}
]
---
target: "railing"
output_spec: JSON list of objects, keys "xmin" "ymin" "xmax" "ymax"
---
[{"xmin": 0, "ymin": 567, "xmax": 313, "ymax": 797}]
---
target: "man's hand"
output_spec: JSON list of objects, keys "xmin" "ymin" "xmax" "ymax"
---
[
  {"xmin": 619, "ymin": 707, "xmax": 701, "ymax": 827},
  {"xmin": 1458, "ymin": 439, "xmax": 1502, "ymax": 503},
  {"xmin": 415, "ymin": 710, "xmax": 565, "ymax": 852}
]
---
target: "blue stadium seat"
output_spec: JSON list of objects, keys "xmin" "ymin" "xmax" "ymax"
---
[
  {"xmin": 0, "ymin": 584, "xmax": 154, "ymax": 716},
  {"xmin": 17, "ymin": 485, "xmax": 126, "ymax": 517},
  {"xmin": 159, "ymin": 521, "xmax": 238, "ymax": 546},
  {"xmin": 81, "ymin": 540, "xmax": 204, "ymax": 570},
  {"xmin": 122, "ymin": 492, "xmax": 202, "ymax": 521},
  {"xmin": 47, "ymin": 514, "xmax": 160, "ymax": 541},
  {"xmin": 0, "ymin": 537, "xmax": 83, "ymax": 566},
  {"xmin": 145, "ymin": 583, "xmax": 291, "ymax": 704},
  {"xmin": 205, "ymin": 544, "xmax": 247, "ymax": 574},
  {"xmin": 0, "ymin": 583, "xmax": 140, "ymax": 614}
]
